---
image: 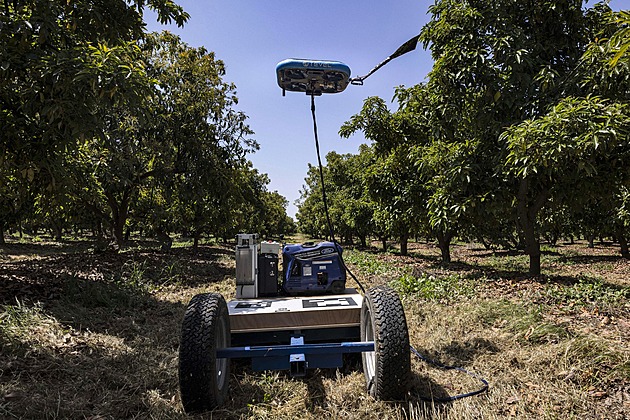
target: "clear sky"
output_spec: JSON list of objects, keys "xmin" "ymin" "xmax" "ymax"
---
[{"xmin": 145, "ymin": 0, "xmax": 626, "ymax": 219}]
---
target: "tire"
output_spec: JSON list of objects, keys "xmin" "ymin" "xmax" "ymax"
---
[
  {"xmin": 361, "ymin": 285, "xmax": 411, "ymax": 401},
  {"xmin": 179, "ymin": 293, "xmax": 231, "ymax": 413}
]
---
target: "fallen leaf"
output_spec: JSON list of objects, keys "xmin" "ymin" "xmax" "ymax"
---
[
  {"xmin": 3, "ymin": 391, "xmax": 25, "ymax": 401},
  {"xmin": 588, "ymin": 390, "xmax": 608, "ymax": 399},
  {"xmin": 506, "ymin": 395, "xmax": 521, "ymax": 404}
]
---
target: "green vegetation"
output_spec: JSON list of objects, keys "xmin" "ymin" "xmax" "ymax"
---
[
  {"xmin": 1, "ymin": 1, "xmax": 295, "ymax": 250},
  {"xmin": 546, "ymin": 275, "xmax": 630, "ymax": 307},
  {"xmin": 391, "ymin": 272, "xmax": 473, "ymax": 301},
  {"xmin": 342, "ymin": 249, "xmax": 407, "ymax": 277}
]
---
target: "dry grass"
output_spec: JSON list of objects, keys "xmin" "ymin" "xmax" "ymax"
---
[{"xmin": 0, "ymin": 237, "xmax": 628, "ymax": 419}]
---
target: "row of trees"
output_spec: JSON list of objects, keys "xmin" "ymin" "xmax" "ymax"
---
[
  {"xmin": 297, "ymin": 1, "xmax": 630, "ymax": 275},
  {"xmin": 1, "ymin": 1, "xmax": 294, "ymax": 248}
]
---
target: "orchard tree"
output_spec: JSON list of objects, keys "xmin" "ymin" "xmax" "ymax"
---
[
  {"xmin": 0, "ymin": 168, "xmax": 33, "ymax": 244},
  {"xmin": 296, "ymin": 149, "xmax": 374, "ymax": 246},
  {"xmin": 1, "ymin": 0, "xmax": 189, "ymax": 244},
  {"xmin": 420, "ymin": 0, "xmax": 615, "ymax": 274},
  {"xmin": 394, "ymin": 84, "xmax": 489, "ymax": 262},
  {"xmin": 340, "ymin": 145, "xmax": 377, "ymax": 248},
  {"xmin": 296, "ymin": 164, "xmax": 329, "ymax": 239},
  {"xmin": 504, "ymin": 8, "xmax": 630, "ymax": 261},
  {"xmin": 147, "ymin": 32, "xmax": 256, "ymax": 248},
  {"xmin": 259, "ymin": 191, "xmax": 294, "ymax": 238},
  {"xmin": 503, "ymin": 97, "xmax": 630, "ymax": 258},
  {"xmin": 340, "ymin": 98, "xmax": 423, "ymax": 255},
  {"xmin": 65, "ymin": 32, "xmax": 256, "ymax": 247},
  {"xmin": 0, "ymin": 0, "xmax": 188, "ymax": 185}
]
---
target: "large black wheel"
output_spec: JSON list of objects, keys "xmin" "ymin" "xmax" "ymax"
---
[
  {"xmin": 361, "ymin": 285, "xmax": 411, "ymax": 401},
  {"xmin": 179, "ymin": 293, "xmax": 231, "ymax": 413}
]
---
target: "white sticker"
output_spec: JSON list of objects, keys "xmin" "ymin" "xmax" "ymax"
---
[{"xmin": 303, "ymin": 266, "xmax": 312, "ymax": 276}]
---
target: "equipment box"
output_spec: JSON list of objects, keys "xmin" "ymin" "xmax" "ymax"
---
[{"xmin": 258, "ymin": 253, "xmax": 279, "ymax": 297}]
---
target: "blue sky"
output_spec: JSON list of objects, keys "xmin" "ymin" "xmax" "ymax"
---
[{"xmin": 145, "ymin": 0, "xmax": 626, "ymax": 218}]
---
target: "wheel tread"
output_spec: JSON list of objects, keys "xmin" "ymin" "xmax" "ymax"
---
[
  {"xmin": 362, "ymin": 285, "xmax": 411, "ymax": 400},
  {"xmin": 179, "ymin": 293, "xmax": 230, "ymax": 413}
]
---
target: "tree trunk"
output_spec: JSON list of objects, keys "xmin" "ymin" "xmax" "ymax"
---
[
  {"xmin": 517, "ymin": 178, "xmax": 549, "ymax": 276},
  {"xmin": 436, "ymin": 230, "xmax": 454, "ymax": 263},
  {"xmin": 381, "ymin": 236, "xmax": 388, "ymax": 252},
  {"xmin": 52, "ymin": 222, "xmax": 63, "ymax": 242},
  {"xmin": 0, "ymin": 225, "xmax": 5, "ymax": 245},
  {"xmin": 156, "ymin": 228, "xmax": 173, "ymax": 251},
  {"xmin": 400, "ymin": 232, "xmax": 409, "ymax": 256},
  {"xmin": 617, "ymin": 226, "xmax": 630, "ymax": 259},
  {"xmin": 112, "ymin": 215, "xmax": 126, "ymax": 248},
  {"xmin": 478, "ymin": 236, "xmax": 492, "ymax": 250},
  {"xmin": 193, "ymin": 232, "xmax": 200, "ymax": 250},
  {"xmin": 517, "ymin": 179, "xmax": 548, "ymax": 276},
  {"xmin": 105, "ymin": 189, "xmax": 131, "ymax": 248},
  {"xmin": 359, "ymin": 234, "xmax": 367, "ymax": 248}
]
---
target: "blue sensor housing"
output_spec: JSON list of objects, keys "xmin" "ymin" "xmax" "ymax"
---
[{"xmin": 276, "ymin": 59, "xmax": 351, "ymax": 95}]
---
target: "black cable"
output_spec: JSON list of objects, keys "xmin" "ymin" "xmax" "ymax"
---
[
  {"xmin": 410, "ymin": 345, "xmax": 489, "ymax": 402},
  {"xmin": 310, "ymin": 94, "xmax": 335, "ymax": 243},
  {"xmin": 309, "ymin": 93, "xmax": 365, "ymax": 294}
]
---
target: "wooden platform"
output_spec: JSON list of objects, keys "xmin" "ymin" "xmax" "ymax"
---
[{"xmin": 228, "ymin": 289, "xmax": 362, "ymax": 333}]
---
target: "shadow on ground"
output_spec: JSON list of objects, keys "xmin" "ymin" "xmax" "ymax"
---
[{"xmin": 0, "ymin": 243, "xmax": 238, "ymax": 418}]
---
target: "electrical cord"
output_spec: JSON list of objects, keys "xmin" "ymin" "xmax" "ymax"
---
[
  {"xmin": 309, "ymin": 91, "xmax": 488, "ymax": 402},
  {"xmin": 310, "ymin": 93, "xmax": 365, "ymax": 294},
  {"xmin": 410, "ymin": 346, "xmax": 489, "ymax": 402}
]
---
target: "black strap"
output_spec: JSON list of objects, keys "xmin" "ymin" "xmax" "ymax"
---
[{"xmin": 350, "ymin": 34, "xmax": 420, "ymax": 85}]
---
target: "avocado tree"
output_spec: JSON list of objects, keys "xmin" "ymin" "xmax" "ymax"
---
[
  {"xmin": 296, "ymin": 150, "xmax": 371, "ymax": 245},
  {"xmin": 63, "ymin": 32, "xmax": 257, "ymax": 247},
  {"xmin": 420, "ymin": 0, "xmax": 616, "ymax": 274},
  {"xmin": 296, "ymin": 163, "xmax": 329, "ymax": 240},
  {"xmin": 0, "ymin": 0, "xmax": 188, "ymax": 184},
  {"xmin": 503, "ymin": 7, "xmax": 630, "ymax": 261},
  {"xmin": 340, "ymin": 97, "xmax": 424, "ymax": 255},
  {"xmin": 0, "ymin": 0, "xmax": 190, "ymax": 244},
  {"xmin": 146, "ymin": 32, "xmax": 257, "ymax": 248}
]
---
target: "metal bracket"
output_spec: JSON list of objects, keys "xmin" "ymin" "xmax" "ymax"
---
[{"xmin": 289, "ymin": 336, "xmax": 306, "ymax": 377}]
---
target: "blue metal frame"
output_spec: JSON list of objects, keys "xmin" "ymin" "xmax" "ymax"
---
[
  {"xmin": 231, "ymin": 326, "xmax": 360, "ymax": 347},
  {"xmin": 217, "ymin": 341, "xmax": 374, "ymax": 359},
  {"xmin": 216, "ymin": 341, "xmax": 374, "ymax": 373}
]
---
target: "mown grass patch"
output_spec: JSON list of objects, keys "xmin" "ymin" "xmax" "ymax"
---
[
  {"xmin": 456, "ymin": 299, "xmax": 572, "ymax": 345},
  {"xmin": 1, "ymin": 238, "xmax": 628, "ymax": 419},
  {"xmin": 0, "ymin": 301, "xmax": 52, "ymax": 344},
  {"xmin": 561, "ymin": 335, "xmax": 630, "ymax": 387}
]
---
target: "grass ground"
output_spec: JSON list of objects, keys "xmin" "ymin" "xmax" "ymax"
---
[{"xmin": 0, "ymin": 236, "xmax": 628, "ymax": 419}]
